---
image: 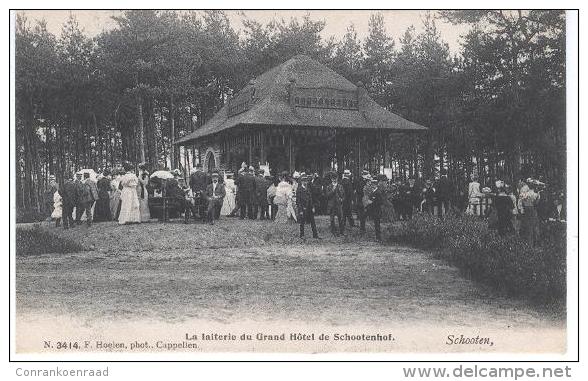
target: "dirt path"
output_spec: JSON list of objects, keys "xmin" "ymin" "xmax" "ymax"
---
[{"xmin": 15, "ymin": 218, "xmax": 566, "ymax": 353}]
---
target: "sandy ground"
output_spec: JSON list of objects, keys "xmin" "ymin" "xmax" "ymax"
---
[{"xmin": 15, "ymin": 217, "xmax": 566, "ymax": 354}]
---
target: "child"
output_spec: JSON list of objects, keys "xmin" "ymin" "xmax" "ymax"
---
[{"xmin": 51, "ymin": 190, "xmax": 63, "ymax": 227}]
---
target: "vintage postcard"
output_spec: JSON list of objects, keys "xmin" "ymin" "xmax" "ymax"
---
[{"xmin": 10, "ymin": 9, "xmax": 577, "ymax": 359}]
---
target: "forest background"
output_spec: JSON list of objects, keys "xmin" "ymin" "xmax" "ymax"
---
[{"xmin": 14, "ymin": 10, "xmax": 566, "ymax": 214}]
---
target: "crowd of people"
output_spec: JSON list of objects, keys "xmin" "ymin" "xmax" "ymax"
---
[
  {"xmin": 42, "ymin": 160, "xmax": 565, "ymax": 244},
  {"xmin": 45, "ymin": 162, "xmax": 151, "ymax": 228},
  {"xmin": 466, "ymin": 174, "xmax": 565, "ymax": 246}
]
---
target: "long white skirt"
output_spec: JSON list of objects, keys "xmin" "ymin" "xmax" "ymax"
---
[
  {"xmin": 221, "ymin": 190, "xmax": 236, "ymax": 216},
  {"xmin": 118, "ymin": 187, "xmax": 141, "ymax": 224}
]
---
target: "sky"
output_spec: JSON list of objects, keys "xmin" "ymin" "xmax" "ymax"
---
[{"xmin": 17, "ymin": 10, "xmax": 472, "ymax": 55}]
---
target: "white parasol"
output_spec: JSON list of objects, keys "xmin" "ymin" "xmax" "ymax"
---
[
  {"xmin": 76, "ymin": 168, "xmax": 98, "ymax": 181},
  {"xmin": 150, "ymin": 170, "xmax": 174, "ymax": 179}
]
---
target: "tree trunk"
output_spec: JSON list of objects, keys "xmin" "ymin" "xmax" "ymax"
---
[
  {"xmin": 170, "ymin": 94, "xmax": 175, "ymax": 170},
  {"xmin": 137, "ymin": 98, "xmax": 146, "ymax": 164}
]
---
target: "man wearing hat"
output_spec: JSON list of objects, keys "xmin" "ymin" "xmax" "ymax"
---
[
  {"xmin": 310, "ymin": 173, "xmax": 323, "ymax": 216},
  {"xmin": 296, "ymin": 174, "xmax": 319, "ymax": 239},
  {"xmin": 435, "ymin": 169, "xmax": 453, "ymax": 218},
  {"xmin": 238, "ymin": 166, "xmax": 257, "ymax": 219},
  {"xmin": 325, "ymin": 171, "xmax": 345, "ymax": 236},
  {"xmin": 76, "ymin": 172, "xmax": 98, "ymax": 226},
  {"xmin": 367, "ymin": 174, "xmax": 389, "ymax": 241},
  {"xmin": 254, "ymin": 169, "xmax": 270, "ymax": 220},
  {"xmin": 341, "ymin": 169, "xmax": 355, "ymax": 228},
  {"xmin": 354, "ymin": 170, "xmax": 371, "ymax": 233},
  {"xmin": 189, "ymin": 163, "xmax": 210, "ymax": 222},
  {"xmin": 422, "ymin": 179, "xmax": 436, "ymax": 214},
  {"xmin": 399, "ymin": 176, "xmax": 418, "ymax": 220},
  {"xmin": 59, "ymin": 171, "xmax": 80, "ymax": 229},
  {"xmin": 205, "ymin": 172, "xmax": 226, "ymax": 225}
]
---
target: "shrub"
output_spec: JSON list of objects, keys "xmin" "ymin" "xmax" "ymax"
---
[
  {"xmin": 16, "ymin": 207, "xmax": 45, "ymax": 223},
  {"xmin": 16, "ymin": 225, "xmax": 84, "ymax": 256},
  {"xmin": 387, "ymin": 214, "xmax": 566, "ymax": 304}
]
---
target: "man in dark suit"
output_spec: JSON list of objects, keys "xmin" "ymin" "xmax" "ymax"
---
[
  {"xmin": 310, "ymin": 173, "xmax": 323, "ymax": 215},
  {"xmin": 325, "ymin": 172, "xmax": 345, "ymax": 236},
  {"xmin": 422, "ymin": 179, "xmax": 437, "ymax": 214},
  {"xmin": 435, "ymin": 170, "xmax": 453, "ymax": 218},
  {"xmin": 254, "ymin": 169, "xmax": 270, "ymax": 220},
  {"xmin": 189, "ymin": 164, "xmax": 210, "ymax": 222},
  {"xmin": 341, "ymin": 169, "xmax": 355, "ymax": 228},
  {"xmin": 399, "ymin": 177, "xmax": 418, "ymax": 220},
  {"xmin": 296, "ymin": 174, "xmax": 319, "ymax": 239},
  {"xmin": 205, "ymin": 172, "xmax": 226, "ymax": 225},
  {"xmin": 72, "ymin": 172, "xmax": 88, "ymax": 225},
  {"xmin": 354, "ymin": 170, "xmax": 371, "ymax": 233},
  {"xmin": 239, "ymin": 166, "xmax": 256, "ymax": 219},
  {"xmin": 368, "ymin": 174, "xmax": 389, "ymax": 241},
  {"xmin": 59, "ymin": 172, "xmax": 80, "ymax": 229}
]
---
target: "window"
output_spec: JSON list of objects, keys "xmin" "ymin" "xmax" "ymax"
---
[
  {"xmin": 301, "ymin": 98, "xmax": 306, "ymax": 106},
  {"xmin": 318, "ymin": 98, "xmax": 323, "ymax": 106},
  {"xmin": 312, "ymin": 97, "xmax": 317, "ymax": 105},
  {"xmin": 336, "ymin": 99, "xmax": 341, "ymax": 107},
  {"xmin": 294, "ymin": 97, "xmax": 299, "ymax": 105},
  {"xmin": 331, "ymin": 99, "xmax": 336, "ymax": 107}
]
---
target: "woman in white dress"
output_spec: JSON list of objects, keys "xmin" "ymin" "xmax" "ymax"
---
[
  {"xmin": 221, "ymin": 173, "xmax": 236, "ymax": 216},
  {"xmin": 137, "ymin": 165, "xmax": 151, "ymax": 222},
  {"xmin": 118, "ymin": 163, "xmax": 141, "ymax": 225},
  {"xmin": 274, "ymin": 172, "xmax": 293, "ymax": 224},
  {"xmin": 51, "ymin": 189, "xmax": 62, "ymax": 227}
]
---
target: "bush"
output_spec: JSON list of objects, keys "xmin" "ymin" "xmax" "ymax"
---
[
  {"xmin": 16, "ymin": 207, "xmax": 46, "ymax": 223},
  {"xmin": 387, "ymin": 214, "xmax": 566, "ymax": 304},
  {"xmin": 16, "ymin": 225, "xmax": 84, "ymax": 256}
]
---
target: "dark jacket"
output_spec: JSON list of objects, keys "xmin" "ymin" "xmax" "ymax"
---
[
  {"xmin": 368, "ymin": 186, "xmax": 386, "ymax": 217},
  {"xmin": 59, "ymin": 179, "xmax": 82, "ymax": 206},
  {"xmin": 494, "ymin": 194, "xmax": 514, "ymax": 222},
  {"xmin": 205, "ymin": 181, "xmax": 226, "ymax": 201},
  {"xmin": 436, "ymin": 177, "xmax": 453, "ymax": 200},
  {"xmin": 97, "ymin": 177, "xmax": 111, "ymax": 199},
  {"xmin": 44, "ymin": 182, "xmax": 59, "ymax": 204},
  {"xmin": 422, "ymin": 186, "xmax": 436, "ymax": 207},
  {"xmin": 254, "ymin": 176, "xmax": 270, "ymax": 205},
  {"xmin": 296, "ymin": 184, "xmax": 313, "ymax": 212},
  {"xmin": 341, "ymin": 177, "xmax": 354, "ymax": 205},
  {"xmin": 325, "ymin": 182, "xmax": 344, "ymax": 210},
  {"xmin": 239, "ymin": 172, "xmax": 256, "ymax": 200},
  {"xmin": 80, "ymin": 179, "xmax": 99, "ymax": 203},
  {"xmin": 311, "ymin": 178, "xmax": 323, "ymax": 206},
  {"xmin": 189, "ymin": 170, "xmax": 210, "ymax": 193},
  {"xmin": 354, "ymin": 177, "xmax": 368, "ymax": 205},
  {"xmin": 402, "ymin": 183, "xmax": 420, "ymax": 206}
]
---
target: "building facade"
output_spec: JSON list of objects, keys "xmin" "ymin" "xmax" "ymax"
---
[{"xmin": 175, "ymin": 55, "xmax": 427, "ymax": 175}]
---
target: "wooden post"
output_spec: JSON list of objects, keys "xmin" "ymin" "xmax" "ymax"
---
[
  {"xmin": 383, "ymin": 132, "xmax": 387, "ymax": 169},
  {"xmin": 248, "ymin": 131, "xmax": 253, "ymax": 166},
  {"xmin": 288, "ymin": 131, "xmax": 293, "ymax": 172},
  {"xmin": 358, "ymin": 135, "xmax": 362, "ymax": 173},
  {"xmin": 260, "ymin": 129, "xmax": 266, "ymax": 166},
  {"xmin": 170, "ymin": 94, "xmax": 175, "ymax": 169}
]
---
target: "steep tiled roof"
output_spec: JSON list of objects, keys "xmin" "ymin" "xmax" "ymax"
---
[{"xmin": 176, "ymin": 55, "xmax": 426, "ymax": 145}]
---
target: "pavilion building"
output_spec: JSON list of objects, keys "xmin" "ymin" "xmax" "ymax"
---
[{"xmin": 175, "ymin": 54, "xmax": 427, "ymax": 175}]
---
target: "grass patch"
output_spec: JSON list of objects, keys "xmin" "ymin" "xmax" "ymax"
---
[
  {"xmin": 16, "ymin": 225, "xmax": 84, "ymax": 256},
  {"xmin": 387, "ymin": 214, "xmax": 566, "ymax": 305}
]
